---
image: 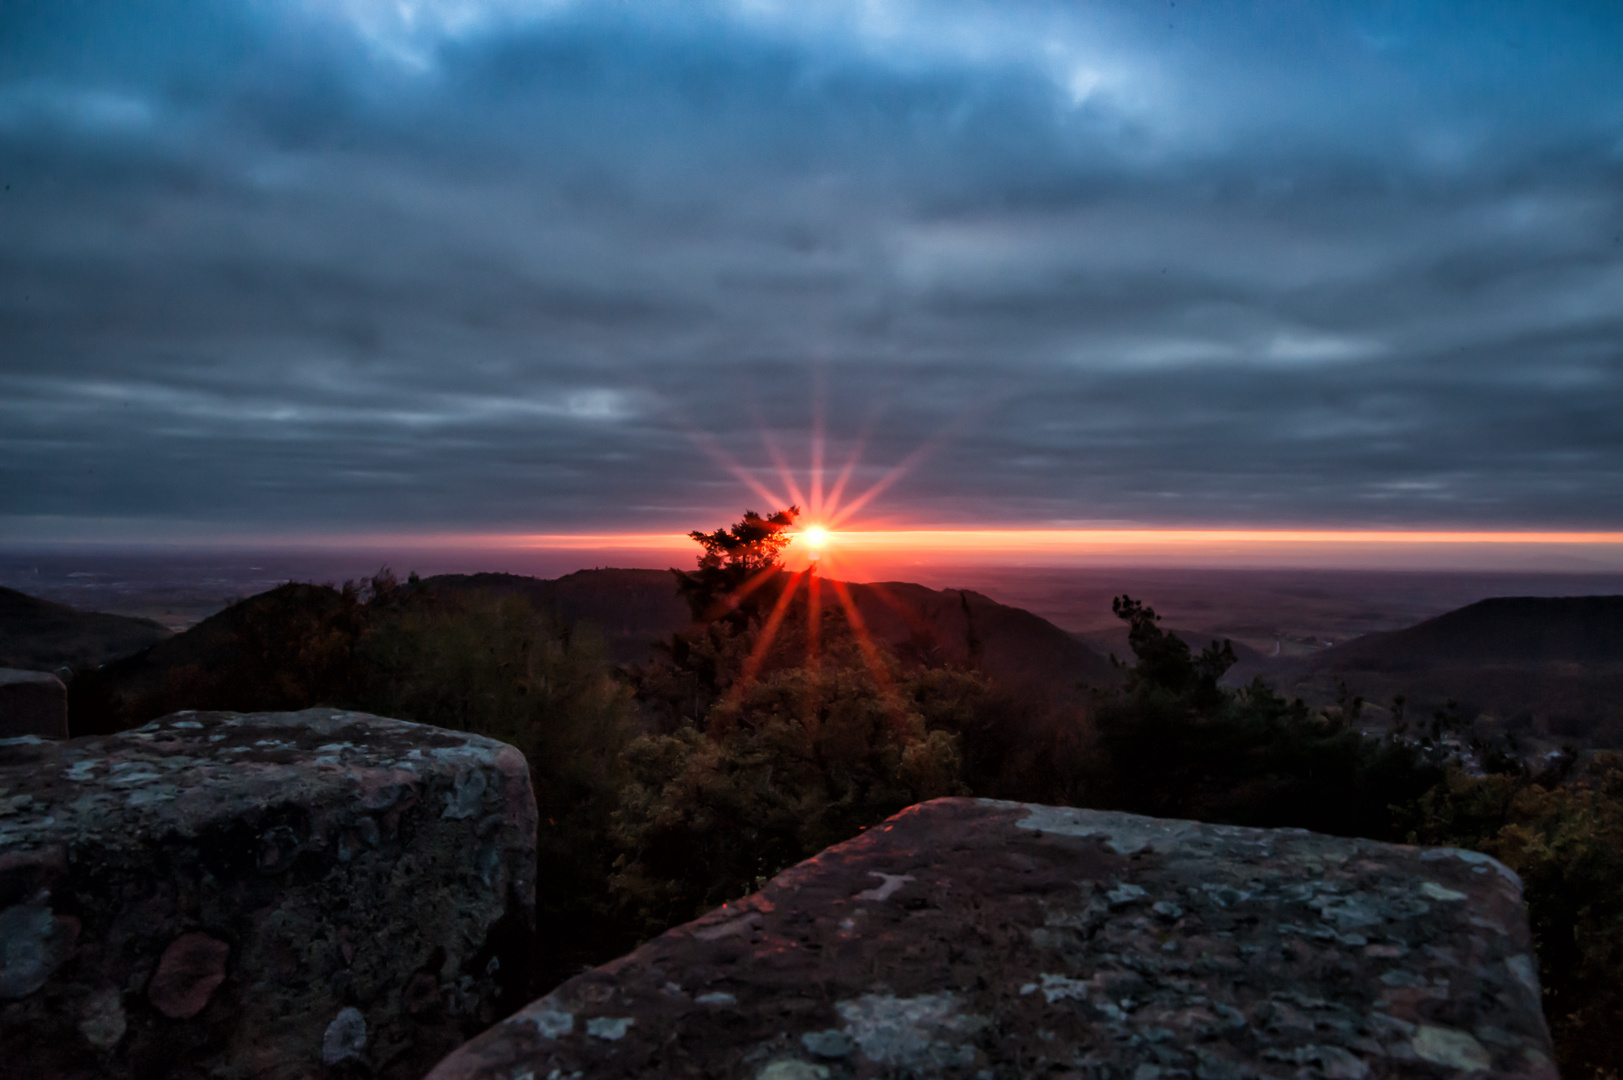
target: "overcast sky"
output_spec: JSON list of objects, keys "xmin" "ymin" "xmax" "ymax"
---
[{"xmin": 3, "ymin": 0, "xmax": 1622, "ymax": 541}]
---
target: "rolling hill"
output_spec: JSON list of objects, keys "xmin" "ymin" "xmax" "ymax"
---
[
  {"xmin": 1309, "ymin": 595, "xmax": 1623, "ymax": 668},
  {"xmin": 838, "ymin": 579, "xmax": 1118, "ymax": 700},
  {"xmin": 426, "ymin": 569, "xmax": 694, "ymax": 663},
  {"xmin": 426, "ymin": 570, "xmax": 1118, "ymax": 697},
  {"xmin": 61, "ymin": 569, "xmax": 1114, "ymax": 733},
  {"xmin": 1273, "ymin": 595, "xmax": 1623, "ymax": 745},
  {"xmin": 0, "ymin": 586, "xmax": 171, "ymax": 671}
]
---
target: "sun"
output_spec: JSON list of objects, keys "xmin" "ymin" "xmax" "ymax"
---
[{"xmin": 686, "ymin": 398, "xmax": 948, "ymax": 713}]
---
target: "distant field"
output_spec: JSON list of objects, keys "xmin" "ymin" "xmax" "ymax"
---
[{"xmin": 916, "ymin": 564, "xmax": 1623, "ymax": 646}]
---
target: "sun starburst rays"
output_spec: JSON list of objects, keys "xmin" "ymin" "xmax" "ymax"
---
[
  {"xmin": 728, "ymin": 567, "xmax": 808, "ymax": 708},
  {"xmin": 761, "ymin": 431, "xmax": 809, "ymax": 513},
  {"xmin": 691, "ymin": 413, "xmax": 938, "ymax": 719}
]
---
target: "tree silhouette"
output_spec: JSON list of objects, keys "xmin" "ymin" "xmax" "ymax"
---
[
  {"xmin": 673, "ymin": 506, "xmax": 799, "ymax": 621},
  {"xmin": 1111, "ymin": 593, "xmax": 1235, "ymax": 703}
]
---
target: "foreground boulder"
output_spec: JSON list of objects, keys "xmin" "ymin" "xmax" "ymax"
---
[
  {"xmin": 0, "ymin": 707, "xmax": 536, "ymax": 1079},
  {"xmin": 431, "ymin": 798, "xmax": 1553, "ymax": 1080},
  {"xmin": 0, "ymin": 667, "xmax": 68, "ymax": 739}
]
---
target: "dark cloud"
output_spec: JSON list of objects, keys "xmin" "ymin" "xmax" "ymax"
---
[{"xmin": 2, "ymin": 0, "xmax": 1622, "ymax": 539}]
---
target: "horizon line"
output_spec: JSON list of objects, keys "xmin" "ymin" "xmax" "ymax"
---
[
  {"xmin": 366, "ymin": 528, "xmax": 1623, "ymax": 548},
  {"xmin": 12, "ymin": 527, "xmax": 1623, "ymax": 550}
]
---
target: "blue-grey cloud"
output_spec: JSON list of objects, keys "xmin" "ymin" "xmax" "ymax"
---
[{"xmin": 2, "ymin": 0, "xmax": 1622, "ymax": 538}]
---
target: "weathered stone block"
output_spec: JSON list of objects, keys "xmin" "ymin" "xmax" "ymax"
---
[
  {"xmin": 429, "ymin": 798, "xmax": 1554, "ymax": 1080},
  {"xmin": 0, "ymin": 668, "xmax": 67, "ymax": 739},
  {"xmin": 0, "ymin": 707, "xmax": 536, "ymax": 1080}
]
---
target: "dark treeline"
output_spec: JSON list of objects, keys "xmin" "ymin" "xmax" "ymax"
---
[{"xmin": 64, "ymin": 513, "xmax": 1623, "ymax": 1079}]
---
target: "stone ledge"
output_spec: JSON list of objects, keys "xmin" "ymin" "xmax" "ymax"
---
[
  {"xmin": 0, "ymin": 707, "xmax": 537, "ymax": 1079},
  {"xmin": 429, "ymin": 798, "xmax": 1554, "ymax": 1080}
]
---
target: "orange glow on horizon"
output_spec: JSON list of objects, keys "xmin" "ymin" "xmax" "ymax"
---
[
  {"xmin": 233, "ymin": 527, "xmax": 1623, "ymax": 561},
  {"xmin": 793, "ymin": 528, "xmax": 1623, "ymax": 549},
  {"xmin": 399, "ymin": 527, "xmax": 1623, "ymax": 552},
  {"xmin": 486, "ymin": 525, "xmax": 1623, "ymax": 576},
  {"xmin": 186, "ymin": 407, "xmax": 1622, "ymax": 571}
]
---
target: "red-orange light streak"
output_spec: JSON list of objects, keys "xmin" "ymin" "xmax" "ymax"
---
[
  {"xmin": 823, "ymin": 439, "xmax": 865, "ymax": 517},
  {"xmin": 860, "ymin": 578, "xmax": 937, "ymax": 640},
  {"xmin": 690, "ymin": 430, "xmax": 787, "ymax": 510},
  {"xmin": 827, "ymin": 438, "xmax": 941, "ymax": 529},
  {"xmin": 761, "ymin": 429, "xmax": 809, "ymax": 512},
  {"xmin": 823, "ymin": 396, "xmax": 888, "ymax": 517},
  {"xmin": 729, "ymin": 561, "xmax": 792, "ymax": 608},
  {"xmin": 826, "ymin": 576, "xmax": 908, "ymax": 722},
  {"xmin": 802, "ymin": 571, "xmax": 824, "ymax": 731},
  {"xmin": 806, "ymin": 568, "xmax": 822, "ymax": 670},
  {"xmin": 729, "ymin": 568, "xmax": 807, "ymax": 703},
  {"xmin": 810, "ymin": 388, "xmax": 826, "ymax": 517}
]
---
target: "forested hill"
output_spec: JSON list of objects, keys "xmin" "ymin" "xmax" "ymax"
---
[
  {"xmin": 842, "ymin": 580, "xmax": 1118, "ymax": 700},
  {"xmin": 0, "ymin": 585, "xmax": 170, "ymax": 671},
  {"xmin": 425, "ymin": 569, "xmax": 690, "ymax": 663},
  {"xmin": 424, "ymin": 570, "xmax": 1117, "ymax": 696},
  {"xmin": 69, "ymin": 568, "xmax": 1116, "ymax": 734},
  {"xmin": 1261, "ymin": 595, "xmax": 1623, "ymax": 747},
  {"xmin": 1310, "ymin": 595, "xmax": 1623, "ymax": 669}
]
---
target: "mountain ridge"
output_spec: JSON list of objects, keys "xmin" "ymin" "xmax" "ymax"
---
[
  {"xmin": 1254, "ymin": 595, "xmax": 1623, "ymax": 746},
  {"xmin": 0, "ymin": 585, "xmax": 171, "ymax": 672},
  {"xmin": 1308, "ymin": 594, "xmax": 1623, "ymax": 669},
  {"xmin": 68, "ymin": 569, "xmax": 1115, "ymax": 733}
]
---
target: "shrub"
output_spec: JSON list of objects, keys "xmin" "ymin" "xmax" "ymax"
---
[
  {"xmin": 612, "ymin": 628, "xmax": 964, "ymax": 935},
  {"xmin": 1406, "ymin": 755, "xmax": 1623, "ymax": 1079},
  {"xmin": 1084, "ymin": 596, "xmax": 1444, "ymax": 838}
]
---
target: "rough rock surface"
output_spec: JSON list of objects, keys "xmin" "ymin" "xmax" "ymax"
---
[
  {"xmin": 430, "ymin": 798, "xmax": 1553, "ymax": 1080},
  {"xmin": 0, "ymin": 667, "xmax": 68, "ymax": 739},
  {"xmin": 0, "ymin": 707, "xmax": 536, "ymax": 1080}
]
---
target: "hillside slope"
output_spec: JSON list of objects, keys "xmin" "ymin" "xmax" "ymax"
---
[
  {"xmin": 79, "ymin": 570, "xmax": 1114, "ymax": 732},
  {"xmin": 840, "ymin": 580, "xmax": 1118, "ymax": 700},
  {"xmin": 76, "ymin": 583, "xmax": 371, "ymax": 735},
  {"xmin": 1276, "ymin": 596, "xmax": 1623, "ymax": 745},
  {"xmin": 426, "ymin": 570, "xmax": 1117, "ymax": 696},
  {"xmin": 0, "ymin": 586, "xmax": 171, "ymax": 671},
  {"xmin": 425, "ymin": 569, "xmax": 691, "ymax": 663},
  {"xmin": 1310, "ymin": 595, "xmax": 1623, "ymax": 668}
]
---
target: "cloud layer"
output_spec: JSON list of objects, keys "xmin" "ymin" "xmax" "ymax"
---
[{"xmin": 2, "ymin": 0, "xmax": 1622, "ymax": 537}]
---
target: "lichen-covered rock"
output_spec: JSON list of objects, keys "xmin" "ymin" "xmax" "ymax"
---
[
  {"xmin": 429, "ymin": 798, "xmax": 1554, "ymax": 1080},
  {"xmin": 0, "ymin": 707, "xmax": 536, "ymax": 1080},
  {"xmin": 0, "ymin": 668, "xmax": 67, "ymax": 739}
]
